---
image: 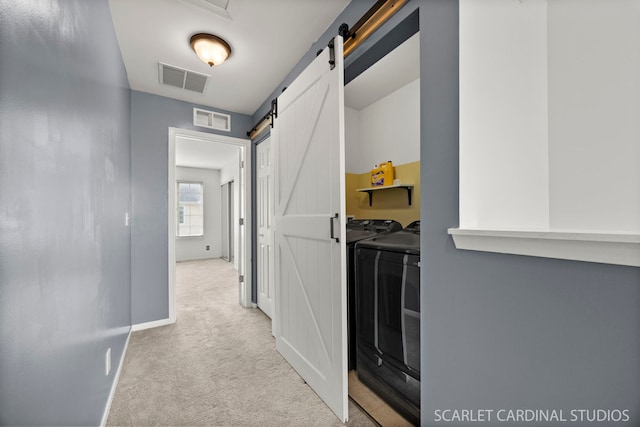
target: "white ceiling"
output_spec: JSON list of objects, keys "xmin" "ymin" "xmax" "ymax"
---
[
  {"xmin": 175, "ymin": 137, "xmax": 240, "ymax": 170},
  {"xmin": 175, "ymin": 33, "xmax": 420, "ymax": 170},
  {"xmin": 109, "ymin": 1, "xmax": 419, "ymax": 167},
  {"xmin": 108, "ymin": 0, "xmax": 350, "ymax": 115},
  {"xmin": 344, "ymin": 32, "xmax": 420, "ymax": 111}
]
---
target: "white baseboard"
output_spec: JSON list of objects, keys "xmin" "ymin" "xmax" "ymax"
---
[
  {"xmin": 131, "ymin": 317, "xmax": 175, "ymax": 332},
  {"xmin": 99, "ymin": 318, "xmax": 176, "ymax": 425},
  {"xmin": 100, "ymin": 329, "xmax": 131, "ymax": 427}
]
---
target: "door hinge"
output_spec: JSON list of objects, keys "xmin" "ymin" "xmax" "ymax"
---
[
  {"xmin": 239, "ymin": 275, "xmax": 244, "ymax": 283},
  {"xmin": 239, "ymin": 160, "xmax": 244, "ymax": 169},
  {"xmin": 239, "ymin": 218, "xmax": 244, "ymax": 226}
]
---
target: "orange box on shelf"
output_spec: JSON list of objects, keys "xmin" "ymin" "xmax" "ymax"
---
[{"xmin": 370, "ymin": 161, "xmax": 394, "ymax": 187}]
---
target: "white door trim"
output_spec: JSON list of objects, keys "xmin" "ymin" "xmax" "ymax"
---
[{"xmin": 168, "ymin": 127, "xmax": 253, "ymax": 316}]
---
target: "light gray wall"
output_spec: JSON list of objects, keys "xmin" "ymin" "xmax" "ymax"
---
[
  {"xmin": 0, "ymin": 0, "xmax": 132, "ymax": 425},
  {"xmin": 131, "ymin": 91, "xmax": 251, "ymax": 324},
  {"xmin": 255, "ymin": 0, "xmax": 640, "ymax": 425},
  {"xmin": 175, "ymin": 167, "xmax": 222, "ymax": 261}
]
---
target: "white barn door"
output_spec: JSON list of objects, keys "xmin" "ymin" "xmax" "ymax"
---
[{"xmin": 272, "ymin": 37, "xmax": 347, "ymax": 422}]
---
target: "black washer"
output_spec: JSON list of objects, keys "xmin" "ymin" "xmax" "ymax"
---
[
  {"xmin": 355, "ymin": 220, "xmax": 421, "ymax": 424},
  {"xmin": 346, "ymin": 219, "xmax": 402, "ymax": 370}
]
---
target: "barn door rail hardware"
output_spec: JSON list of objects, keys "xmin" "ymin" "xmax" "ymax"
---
[
  {"xmin": 247, "ymin": 98, "xmax": 277, "ymax": 140},
  {"xmin": 248, "ymin": 0, "xmax": 406, "ymax": 139},
  {"xmin": 316, "ymin": 39, "xmax": 337, "ymax": 71},
  {"xmin": 328, "ymin": 40, "xmax": 336, "ymax": 70},
  {"xmin": 340, "ymin": 0, "xmax": 408, "ymax": 57}
]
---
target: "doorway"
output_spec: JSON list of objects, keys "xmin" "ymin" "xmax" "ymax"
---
[
  {"xmin": 168, "ymin": 127, "xmax": 253, "ymax": 323},
  {"xmin": 344, "ymin": 30, "xmax": 421, "ymax": 426},
  {"xmin": 266, "ymin": 25, "xmax": 420, "ymax": 425}
]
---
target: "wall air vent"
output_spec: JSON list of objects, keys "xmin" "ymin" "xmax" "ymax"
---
[
  {"xmin": 158, "ymin": 62, "xmax": 208, "ymax": 94},
  {"xmin": 193, "ymin": 108, "xmax": 231, "ymax": 132}
]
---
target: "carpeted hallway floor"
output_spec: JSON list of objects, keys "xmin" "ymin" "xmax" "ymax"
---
[{"xmin": 107, "ymin": 258, "xmax": 375, "ymax": 426}]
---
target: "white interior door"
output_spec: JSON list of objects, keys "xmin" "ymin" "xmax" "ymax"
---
[
  {"xmin": 257, "ymin": 137, "xmax": 274, "ymax": 320},
  {"xmin": 272, "ymin": 36, "xmax": 347, "ymax": 422}
]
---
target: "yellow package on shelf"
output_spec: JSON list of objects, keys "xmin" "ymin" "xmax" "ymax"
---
[{"xmin": 370, "ymin": 161, "xmax": 394, "ymax": 187}]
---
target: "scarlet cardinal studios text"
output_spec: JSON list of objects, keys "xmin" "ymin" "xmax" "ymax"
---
[{"xmin": 433, "ymin": 408, "xmax": 631, "ymax": 423}]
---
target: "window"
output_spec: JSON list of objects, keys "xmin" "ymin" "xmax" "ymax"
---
[{"xmin": 177, "ymin": 181, "xmax": 204, "ymax": 237}]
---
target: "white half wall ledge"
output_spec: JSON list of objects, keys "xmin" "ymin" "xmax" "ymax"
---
[{"xmin": 448, "ymin": 228, "xmax": 640, "ymax": 267}]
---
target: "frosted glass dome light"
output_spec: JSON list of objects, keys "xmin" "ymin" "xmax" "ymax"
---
[{"xmin": 190, "ymin": 33, "xmax": 232, "ymax": 67}]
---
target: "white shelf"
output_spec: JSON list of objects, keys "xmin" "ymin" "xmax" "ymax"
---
[
  {"xmin": 448, "ymin": 228, "xmax": 640, "ymax": 267},
  {"xmin": 356, "ymin": 184, "xmax": 414, "ymax": 206},
  {"xmin": 356, "ymin": 184, "xmax": 413, "ymax": 191}
]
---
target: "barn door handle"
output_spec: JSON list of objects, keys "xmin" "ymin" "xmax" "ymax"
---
[{"xmin": 329, "ymin": 213, "xmax": 339, "ymax": 243}]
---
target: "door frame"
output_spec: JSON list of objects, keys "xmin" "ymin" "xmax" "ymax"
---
[
  {"xmin": 168, "ymin": 127, "xmax": 254, "ymax": 319},
  {"xmin": 220, "ymin": 180, "xmax": 235, "ymax": 263},
  {"xmin": 227, "ymin": 180, "xmax": 234, "ymax": 263},
  {"xmin": 221, "ymin": 181, "xmax": 229, "ymax": 261}
]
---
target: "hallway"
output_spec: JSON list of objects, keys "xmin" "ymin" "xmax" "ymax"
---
[{"xmin": 107, "ymin": 259, "xmax": 374, "ymax": 426}]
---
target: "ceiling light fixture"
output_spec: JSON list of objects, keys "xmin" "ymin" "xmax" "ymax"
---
[{"xmin": 190, "ymin": 33, "xmax": 232, "ymax": 67}]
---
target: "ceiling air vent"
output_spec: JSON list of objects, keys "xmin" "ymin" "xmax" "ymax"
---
[
  {"xmin": 158, "ymin": 63, "xmax": 208, "ymax": 94},
  {"xmin": 178, "ymin": 0, "xmax": 232, "ymax": 20}
]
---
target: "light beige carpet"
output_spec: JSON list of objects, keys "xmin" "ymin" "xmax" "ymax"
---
[{"xmin": 107, "ymin": 258, "xmax": 376, "ymax": 426}]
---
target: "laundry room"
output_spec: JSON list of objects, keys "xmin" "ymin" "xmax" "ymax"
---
[
  {"xmin": 344, "ymin": 32, "xmax": 420, "ymax": 227},
  {"xmin": 343, "ymin": 28, "xmax": 421, "ymax": 426}
]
